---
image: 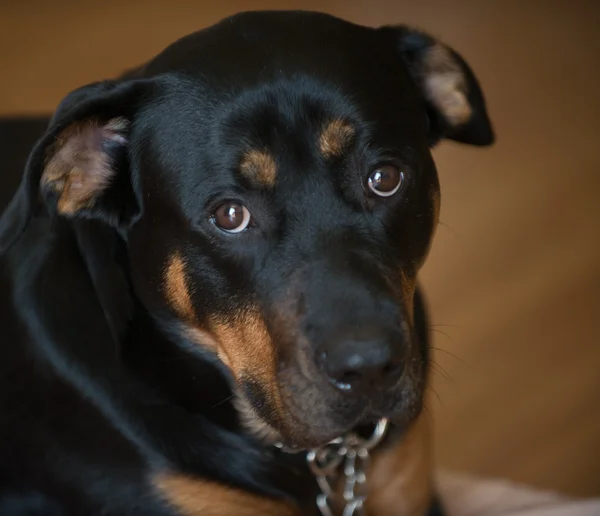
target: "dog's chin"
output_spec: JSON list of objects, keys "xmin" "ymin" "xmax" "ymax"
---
[
  {"xmin": 235, "ymin": 374, "xmax": 425, "ymax": 450},
  {"xmin": 236, "ymin": 395, "xmax": 365, "ymax": 449},
  {"xmin": 273, "ymin": 398, "xmax": 423, "ymax": 450},
  {"xmin": 273, "ymin": 423, "xmax": 355, "ymax": 451},
  {"xmin": 239, "ymin": 401, "xmax": 422, "ymax": 450}
]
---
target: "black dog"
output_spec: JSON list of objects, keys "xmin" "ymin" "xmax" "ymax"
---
[{"xmin": 0, "ymin": 10, "xmax": 493, "ymax": 516}]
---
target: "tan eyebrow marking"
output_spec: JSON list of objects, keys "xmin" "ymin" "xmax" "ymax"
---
[
  {"xmin": 319, "ymin": 118, "xmax": 355, "ymax": 159},
  {"xmin": 239, "ymin": 149, "xmax": 277, "ymax": 188}
]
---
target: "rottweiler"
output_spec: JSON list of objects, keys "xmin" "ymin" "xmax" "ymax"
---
[{"xmin": 0, "ymin": 10, "xmax": 494, "ymax": 516}]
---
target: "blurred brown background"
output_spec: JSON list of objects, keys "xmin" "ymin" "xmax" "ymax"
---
[{"xmin": 1, "ymin": 0, "xmax": 599, "ymax": 498}]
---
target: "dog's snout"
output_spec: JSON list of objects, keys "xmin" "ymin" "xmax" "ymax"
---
[{"xmin": 318, "ymin": 337, "xmax": 403, "ymax": 394}]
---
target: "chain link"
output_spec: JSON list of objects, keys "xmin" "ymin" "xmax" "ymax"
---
[{"xmin": 304, "ymin": 418, "xmax": 389, "ymax": 516}]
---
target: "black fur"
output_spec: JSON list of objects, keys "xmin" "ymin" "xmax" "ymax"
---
[{"xmin": 0, "ymin": 10, "xmax": 493, "ymax": 516}]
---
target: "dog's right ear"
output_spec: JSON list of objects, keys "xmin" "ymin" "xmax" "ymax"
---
[{"xmin": 0, "ymin": 79, "xmax": 153, "ymax": 253}]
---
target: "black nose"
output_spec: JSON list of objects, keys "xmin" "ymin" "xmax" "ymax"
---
[{"xmin": 319, "ymin": 338, "xmax": 403, "ymax": 394}]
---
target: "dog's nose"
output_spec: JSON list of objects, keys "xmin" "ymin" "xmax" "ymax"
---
[{"xmin": 319, "ymin": 338, "xmax": 403, "ymax": 394}]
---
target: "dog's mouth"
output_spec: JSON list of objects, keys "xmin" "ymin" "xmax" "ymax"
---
[
  {"xmin": 235, "ymin": 367, "xmax": 424, "ymax": 450},
  {"xmin": 270, "ymin": 402, "xmax": 411, "ymax": 451},
  {"xmin": 274, "ymin": 417, "xmax": 390, "ymax": 454}
]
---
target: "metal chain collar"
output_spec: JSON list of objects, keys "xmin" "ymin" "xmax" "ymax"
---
[{"xmin": 276, "ymin": 418, "xmax": 389, "ymax": 516}]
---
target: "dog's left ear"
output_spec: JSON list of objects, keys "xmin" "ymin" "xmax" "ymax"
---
[{"xmin": 382, "ymin": 25, "xmax": 495, "ymax": 147}]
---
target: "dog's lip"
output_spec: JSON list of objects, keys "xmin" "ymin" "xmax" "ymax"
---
[
  {"xmin": 274, "ymin": 431, "xmax": 346, "ymax": 451},
  {"xmin": 273, "ymin": 404, "xmax": 395, "ymax": 450},
  {"xmin": 274, "ymin": 416, "xmax": 390, "ymax": 452}
]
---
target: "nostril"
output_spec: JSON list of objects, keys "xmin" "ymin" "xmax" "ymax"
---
[
  {"xmin": 336, "ymin": 370, "xmax": 362, "ymax": 389},
  {"xmin": 382, "ymin": 360, "xmax": 401, "ymax": 377},
  {"xmin": 319, "ymin": 339, "xmax": 403, "ymax": 394}
]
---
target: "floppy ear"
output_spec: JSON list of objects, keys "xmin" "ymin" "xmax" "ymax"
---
[
  {"xmin": 382, "ymin": 25, "xmax": 495, "ymax": 147},
  {"xmin": 0, "ymin": 79, "xmax": 152, "ymax": 252}
]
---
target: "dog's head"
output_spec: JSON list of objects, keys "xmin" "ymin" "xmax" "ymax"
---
[{"xmin": 1, "ymin": 11, "xmax": 493, "ymax": 448}]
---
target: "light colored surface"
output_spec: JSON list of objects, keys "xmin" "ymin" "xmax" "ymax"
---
[
  {"xmin": 437, "ymin": 471, "xmax": 600, "ymax": 516},
  {"xmin": 1, "ymin": 0, "xmax": 599, "ymax": 498}
]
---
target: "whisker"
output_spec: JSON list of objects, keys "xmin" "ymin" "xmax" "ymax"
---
[
  {"xmin": 422, "ymin": 404, "xmax": 433, "ymax": 420},
  {"xmin": 430, "ymin": 361, "xmax": 456, "ymax": 385},
  {"xmin": 430, "ymin": 328, "xmax": 452, "ymax": 341},
  {"xmin": 437, "ymin": 220, "xmax": 457, "ymax": 238},
  {"xmin": 212, "ymin": 394, "xmax": 236, "ymax": 409},
  {"xmin": 429, "ymin": 386, "xmax": 444, "ymax": 407},
  {"xmin": 432, "ymin": 347, "xmax": 469, "ymax": 367}
]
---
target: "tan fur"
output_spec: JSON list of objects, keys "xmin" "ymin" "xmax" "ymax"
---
[
  {"xmin": 209, "ymin": 310, "xmax": 286, "ymax": 439},
  {"xmin": 163, "ymin": 253, "xmax": 234, "ymax": 367},
  {"xmin": 209, "ymin": 310, "xmax": 275, "ymax": 382},
  {"xmin": 319, "ymin": 119, "xmax": 355, "ymax": 158},
  {"xmin": 240, "ymin": 149, "xmax": 277, "ymax": 188},
  {"xmin": 423, "ymin": 44, "xmax": 472, "ymax": 127},
  {"xmin": 41, "ymin": 118, "xmax": 127, "ymax": 214},
  {"xmin": 181, "ymin": 325, "xmax": 232, "ymax": 369},
  {"xmin": 164, "ymin": 253, "xmax": 196, "ymax": 321},
  {"xmin": 153, "ymin": 472, "xmax": 299, "ymax": 516},
  {"xmin": 365, "ymin": 412, "xmax": 434, "ymax": 516},
  {"xmin": 232, "ymin": 388, "xmax": 282, "ymax": 443},
  {"xmin": 162, "ymin": 252, "xmax": 285, "ymax": 438},
  {"xmin": 161, "ymin": 256, "xmax": 434, "ymax": 514}
]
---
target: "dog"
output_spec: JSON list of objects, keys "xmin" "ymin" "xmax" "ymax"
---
[{"xmin": 0, "ymin": 10, "xmax": 494, "ymax": 516}]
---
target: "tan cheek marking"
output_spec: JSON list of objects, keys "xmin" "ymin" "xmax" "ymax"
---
[
  {"xmin": 210, "ymin": 310, "xmax": 285, "ymax": 438},
  {"xmin": 164, "ymin": 253, "xmax": 196, "ymax": 322},
  {"xmin": 232, "ymin": 388, "xmax": 282, "ymax": 444},
  {"xmin": 398, "ymin": 271, "xmax": 417, "ymax": 323},
  {"xmin": 209, "ymin": 310, "xmax": 275, "ymax": 382},
  {"xmin": 385, "ymin": 271, "xmax": 417, "ymax": 326},
  {"xmin": 163, "ymin": 255, "xmax": 232, "ymax": 364},
  {"xmin": 365, "ymin": 411, "xmax": 434, "ymax": 516},
  {"xmin": 240, "ymin": 149, "xmax": 277, "ymax": 188},
  {"xmin": 153, "ymin": 473, "xmax": 299, "ymax": 516},
  {"xmin": 163, "ymin": 258, "xmax": 283, "ymax": 440},
  {"xmin": 423, "ymin": 44, "xmax": 472, "ymax": 127},
  {"xmin": 319, "ymin": 119, "xmax": 355, "ymax": 159},
  {"xmin": 181, "ymin": 325, "xmax": 232, "ymax": 369}
]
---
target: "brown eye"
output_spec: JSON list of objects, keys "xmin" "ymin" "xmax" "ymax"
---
[
  {"xmin": 367, "ymin": 165, "xmax": 404, "ymax": 197},
  {"xmin": 212, "ymin": 202, "xmax": 252, "ymax": 233}
]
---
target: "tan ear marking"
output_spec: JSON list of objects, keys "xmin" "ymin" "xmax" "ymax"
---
[
  {"xmin": 319, "ymin": 118, "xmax": 355, "ymax": 159},
  {"xmin": 239, "ymin": 149, "xmax": 277, "ymax": 188},
  {"xmin": 422, "ymin": 44, "xmax": 472, "ymax": 127},
  {"xmin": 41, "ymin": 117, "xmax": 128, "ymax": 215}
]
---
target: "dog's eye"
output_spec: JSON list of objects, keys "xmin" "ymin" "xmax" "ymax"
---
[
  {"xmin": 212, "ymin": 202, "xmax": 252, "ymax": 233},
  {"xmin": 367, "ymin": 165, "xmax": 404, "ymax": 197}
]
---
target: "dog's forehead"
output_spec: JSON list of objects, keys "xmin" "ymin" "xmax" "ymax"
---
[
  {"xmin": 143, "ymin": 75, "xmax": 422, "ymax": 201},
  {"xmin": 136, "ymin": 11, "xmax": 429, "ymax": 201},
  {"xmin": 143, "ymin": 10, "xmax": 418, "ymax": 113}
]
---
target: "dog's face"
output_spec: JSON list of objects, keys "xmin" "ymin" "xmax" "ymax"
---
[{"xmin": 8, "ymin": 12, "xmax": 493, "ymax": 448}]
